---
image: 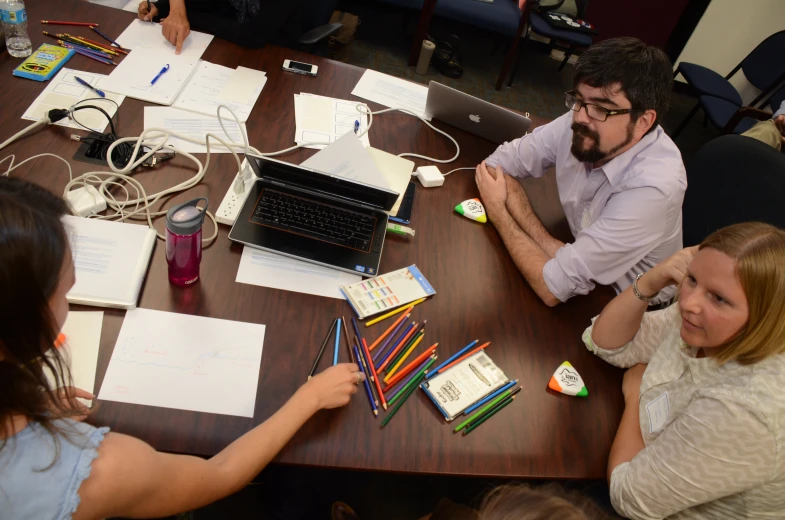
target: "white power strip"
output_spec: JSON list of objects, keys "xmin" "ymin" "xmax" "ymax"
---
[{"xmin": 216, "ymin": 159, "xmax": 255, "ymax": 226}]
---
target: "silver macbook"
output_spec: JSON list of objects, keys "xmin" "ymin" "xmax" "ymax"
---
[{"xmin": 425, "ymin": 82, "xmax": 531, "ymax": 144}]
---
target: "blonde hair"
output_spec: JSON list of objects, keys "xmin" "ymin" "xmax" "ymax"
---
[
  {"xmin": 479, "ymin": 484, "xmax": 613, "ymax": 520},
  {"xmin": 698, "ymin": 222, "xmax": 785, "ymax": 365}
]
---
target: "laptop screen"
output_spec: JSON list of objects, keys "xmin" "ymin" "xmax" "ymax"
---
[{"xmin": 247, "ymin": 155, "xmax": 398, "ymax": 211}]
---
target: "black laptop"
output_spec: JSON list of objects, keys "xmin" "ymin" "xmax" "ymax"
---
[{"xmin": 228, "ymin": 155, "xmax": 399, "ymax": 277}]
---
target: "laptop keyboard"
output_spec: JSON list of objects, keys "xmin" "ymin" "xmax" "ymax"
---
[{"xmin": 251, "ymin": 188, "xmax": 378, "ymax": 251}]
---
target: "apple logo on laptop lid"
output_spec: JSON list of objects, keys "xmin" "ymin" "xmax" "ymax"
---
[{"xmin": 469, "ymin": 114, "xmax": 481, "ymax": 123}]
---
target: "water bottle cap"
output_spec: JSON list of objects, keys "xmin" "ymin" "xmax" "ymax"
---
[{"xmin": 166, "ymin": 197, "xmax": 208, "ymax": 235}]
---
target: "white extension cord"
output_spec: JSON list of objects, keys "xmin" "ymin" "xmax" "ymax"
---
[{"xmin": 1, "ymin": 102, "xmax": 464, "ymax": 238}]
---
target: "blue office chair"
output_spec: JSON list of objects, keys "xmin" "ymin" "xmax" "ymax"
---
[
  {"xmin": 698, "ymin": 84, "xmax": 785, "ymax": 135},
  {"xmin": 672, "ymin": 30, "xmax": 785, "ymax": 138}
]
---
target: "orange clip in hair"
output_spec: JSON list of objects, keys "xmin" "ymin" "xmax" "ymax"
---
[{"xmin": 54, "ymin": 333, "xmax": 67, "ymax": 349}]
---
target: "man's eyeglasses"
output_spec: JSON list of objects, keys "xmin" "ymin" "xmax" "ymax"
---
[{"xmin": 564, "ymin": 91, "xmax": 642, "ymax": 122}]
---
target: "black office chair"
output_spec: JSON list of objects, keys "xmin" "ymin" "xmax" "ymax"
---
[{"xmin": 682, "ymin": 134, "xmax": 785, "ymax": 246}]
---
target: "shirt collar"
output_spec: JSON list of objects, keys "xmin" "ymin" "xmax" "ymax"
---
[
  {"xmin": 595, "ymin": 125, "xmax": 662, "ymax": 187},
  {"xmin": 678, "ymin": 339, "xmax": 739, "ymax": 384}
]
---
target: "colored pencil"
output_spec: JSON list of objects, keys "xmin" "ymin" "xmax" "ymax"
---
[
  {"xmin": 61, "ymin": 43, "xmax": 115, "ymax": 65},
  {"xmin": 63, "ymin": 33, "xmax": 119, "ymax": 55},
  {"xmin": 375, "ymin": 321, "xmax": 415, "ymax": 369},
  {"xmin": 365, "ymin": 298, "xmax": 425, "ymax": 327},
  {"xmin": 385, "ymin": 332, "xmax": 425, "ymax": 382},
  {"xmin": 90, "ymin": 26, "xmax": 125, "ymax": 50},
  {"xmin": 383, "ymin": 343, "xmax": 438, "ymax": 389},
  {"xmin": 362, "ymin": 337, "xmax": 387, "ymax": 410},
  {"xmin": 387, "ymin": 357, "xmax": 436, "ymax": 406},
  {"xmin": 377, "ymin": 322, "xmax": 418, "ymax": 372},
  {"xmin": 368, "ymin": 309, "xmax": 412, "ymax": 351},
  {"xmin": 60, "ymin": 41, "xmax": 112, "ymax": 60},
  {"xmin": 371, "ymin": 314, "xmax": 410, "ymax": 364},
  {"xmin": 353, "ymin": 344, "xmax": 378, "ymax": 417},
  {"xmin": 381, "ymin": 371, "xmax": 426, "ymax": 428},
  {"xmin": 71, "ymin": 35, "xmax": 123, "ymax": 55},
  {"xmin": 356, "ymin": 338, "xmax": 379, "ymax": 406},
  {"xmin": 351, "ymin": 317, "xmax": 363, "ymax": 346},
  {"xmin": 41, "ymin": 20, "xmax": 99, "ymax": 27},
  {"xmin": 308, "ymin": 319, "xmax": 337, "ymax": 380},
  {"xmin": 333, "ymin": 318, "xmax": 342, "ymax": 366},
  {"xmin": 387, "ymin": 320, "xmax": 427, "ymax": 370},
  {"xmin": 44, "ymin": 31, "xmax": 112, "ymax": 55},
  {"xmin": 426, "ymin": 339, "xmax": 479, "ymax": 380},
  {"xmin": 73, "ymin": 35, "xmax": 129, "ymax": 54},
  {"xmin": 437, "ymin": 341, "xmax": 491, "ymax": 374},
  {"xmin": 384, "ymin": 354, "xmax": 436, "ymax": 397},
  {"xmin": 462, "ymin": 380, "xmax": 518, "ymax": 415},
  {"xmin": 453, "ymin": 387, "xmax": 515, "ymax": 432},
  {"xmin": 341, "ymin": 316, "xmax": 354, "ymax": 364},
  {"xmin": 463, "ymin": 388, "xmax": 521, "ymax": 435}
]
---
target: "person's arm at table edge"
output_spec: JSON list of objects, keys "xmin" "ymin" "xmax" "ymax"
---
[{"xmin": 504, "ymin": 175, "xmax": 565, "ymax": 257}]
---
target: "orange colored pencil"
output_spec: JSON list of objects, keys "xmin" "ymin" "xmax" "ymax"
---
[
  {"xmin": 368, "ymin": 307, "xmax": 413, "ymax": 351},
  {"xmin": 437, "ymin": 341, "xmax": 492, "ymax": 374},
  {"xmin": 362, "ymin": 338, "xmax": 387, "ymax": 410},
  {"xmin": 382, "ymin": 342, "xmax": 438, "ymax": 389},
  {"xmin": 377, "ymin": 322, "xmax": 418, "ymax": 372}
]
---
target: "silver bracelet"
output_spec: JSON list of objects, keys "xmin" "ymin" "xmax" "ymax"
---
[{"xmin": 633, "ymin": 272, "xmax": 654, "ymax": 302}]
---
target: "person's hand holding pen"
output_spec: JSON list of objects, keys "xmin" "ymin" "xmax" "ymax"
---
[{"xmin": 137, "ymin": 0, "xmax": 157, "ymax": 22}]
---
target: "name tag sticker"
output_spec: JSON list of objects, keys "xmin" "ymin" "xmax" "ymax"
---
[{"xmin": 646, "ymin": 392, "xmax": 670, "ymax": 433}]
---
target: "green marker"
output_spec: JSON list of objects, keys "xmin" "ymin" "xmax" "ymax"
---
[{"xmin": 386, "ymin": 223, "xmax": 415, "ymax": 236}]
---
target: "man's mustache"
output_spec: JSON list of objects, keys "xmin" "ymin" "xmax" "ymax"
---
[{"xmin": 571, "ymin": 123, "xmax": 599, "ymax": 141}]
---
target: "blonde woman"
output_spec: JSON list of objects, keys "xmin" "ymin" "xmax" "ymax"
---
[{"xmin": 584, "ymin": 222, "xmax": 785, "ymax": 519}]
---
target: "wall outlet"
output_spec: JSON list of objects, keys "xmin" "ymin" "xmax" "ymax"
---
[{"xmin": 216, "ymin": 159, "xmax": 255, "ymax": 226}]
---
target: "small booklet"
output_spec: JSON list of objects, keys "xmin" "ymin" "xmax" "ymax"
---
[
  {"xmin": 13, "ymin": 44, "xmax": 74, "ymax": 81},
  {"xmin": 63, "ymin": 216, "xmax": 156, "ymax": 309},
  {"xmin": 340, "ymin": 265, "xmax": 435, "ymax": 319},
  {"xmin": 421, "ymin": 351, "xmax": 509, "ymax": 421}
]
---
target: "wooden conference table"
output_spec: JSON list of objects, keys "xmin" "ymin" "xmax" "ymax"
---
[{"xmin": 2, "ymin": 0, "xmax": 622, "ymax": 479}]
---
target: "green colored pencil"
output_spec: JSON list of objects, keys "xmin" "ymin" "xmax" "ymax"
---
[
  {"xmin": 381, "ymin": 372, "xmax": 426, "ymax": 428},
  {"xmin": 387, "ymin": 329, "xmax": 424, "ymax": 372},
  {"xmin": 387, "ymin": 356, "xmax": 436, "ymax": 406},
  {"xmin": 463, "ymin": 391, "xmax": 520, "ymax": 435},
  {"xmin": 453, "ymin": 387, "xmax": 515, "ymax": 433}
]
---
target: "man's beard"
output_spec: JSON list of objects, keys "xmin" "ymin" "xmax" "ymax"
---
[{"xmin": 570, "ymin": 122, "xmax": 635, "ymax": 164}]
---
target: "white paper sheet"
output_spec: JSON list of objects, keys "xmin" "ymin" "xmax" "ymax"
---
[
  {"xmin": 236, "ymin": 247, "xmax": 361, "ymax": 299},
  {"xmin": 22, "ymin": 68, "xmax": 125, "ymax": 132},
  {"xmin": 351, "ymin": 69, "xmax": 430, "ymax": 120},
  {"xmin": 367, "ymin": 147, "xmax": 414, "ymax": 215},
  {"xmin": 144, "ymin": 106, "xmax": 247, "ymax": 153},
  {"xmin": 294, "ymin": 93, "xmax": 370, "ymax": 149},
  {"xmin": 104, "ymin": 49, "xmax": 199, "ymax": 105},
  {"xmin": 172, "ymin": 62, "xmax": 266, "ymax": 122},
  {"xmin": 301, "ymin": 132, "xmax": 390, "ymax": 190},
  {"xmin": 98, "ymin": 308, "xmax": 266, "ymax": 417},
  {"xmin": 60, "ymin": 311, "xmax": 104, "ymax": 406},
  {"xmin": 63, "ymin": 215, "xmax": 156, "ymax": 309},
  {"xmin": 115, "ymin": 19, "xmax": 214, "ymax": 59}
]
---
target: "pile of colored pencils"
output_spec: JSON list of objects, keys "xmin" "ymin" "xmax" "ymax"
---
[
  {"xmin": 452, "ymin": 383, "xmax": 521, "ymax": 436},
  {"xmin": 41, "ymin": 22, "xmax": 129, "ymax": 66}
]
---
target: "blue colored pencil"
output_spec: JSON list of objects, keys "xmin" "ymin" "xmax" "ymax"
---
[
  {"xmin": 425, "ymin": 339, "xmax": 479, "ymax": 380},
  {"xmin": 351, "ymin": 317, "xmax": 363, "ymax": 346},
  {"xmin": 462, "ymin": 379, "xmax": 518, "ymax": 415},
  {"xmin": 61, "ymin": 40, "xmax": 113, "ymax": 57},
  {"xmin": 90, "ymin": 25, "xmax": 125, "ymax": 49},
  {"xmin": 353, "ymin": 344, "xmax": 378, "ymax": 416},
  {"xmin": 372, "ymin": 315, "xmax": 410, "ymax": 365},
  {"xmin": 333, "ymin": 318, "xmax": 342, "ymax": 366},
  {"xmin": 383, "ymin": 353, "xmax": 436, "ymax": 396},
  {"xmin": 375, "ymin": 322, "xmax": 415, "ymax": 369}
]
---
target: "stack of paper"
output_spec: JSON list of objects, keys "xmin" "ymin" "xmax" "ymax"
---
[
  {"xmin": 144, "ymin": 106, "xmax": 248, "ymax": 154},
  {"xmin": 294, "ymin": 93, "xmax": 370, "ymax": 149},
  {"xmin": 351, "ymin": 69, "xmax": 430, "ymax": 120}
]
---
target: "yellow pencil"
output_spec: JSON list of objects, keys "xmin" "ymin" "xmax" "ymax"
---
[
  {"xmin": 65, "ymin": 34, "xmax": 119, "ymax": 55},
  {"xmin": 384, "ymin": 333, "xmax": 425, "ymax": 382},
  {"xmin": 365, "ymin": 297, "xmax": 426, "ymax": 327}
]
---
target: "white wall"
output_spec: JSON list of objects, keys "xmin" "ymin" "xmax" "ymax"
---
[{"xmin": 674, "ymin": 0, "xmax": 785, "ymax": 105}]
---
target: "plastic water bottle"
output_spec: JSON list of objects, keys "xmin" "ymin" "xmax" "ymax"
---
[{"xmin": 0, "ymin": 0, "xmax": 32, "ymax": 58}]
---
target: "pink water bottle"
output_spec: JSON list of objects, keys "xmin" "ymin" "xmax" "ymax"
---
[{"xmin": 165, "ymin": 197, "xmax": 208, "ymax": 286}]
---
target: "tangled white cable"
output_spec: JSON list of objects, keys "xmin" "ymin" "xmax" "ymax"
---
[{"xmin": 1, "ymin": 101, "xmax": 462, "ymax": 246}]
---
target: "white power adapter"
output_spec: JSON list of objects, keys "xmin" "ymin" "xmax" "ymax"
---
[
  {"xmin": 66, "ymin": 185, "xmax": 107, "ymax": 217},
  {"xmin": 414, "ymin": 165, "xmax": 445, "ymax": 188}
]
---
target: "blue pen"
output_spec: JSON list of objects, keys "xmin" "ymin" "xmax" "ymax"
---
[
  {"xmin": 353, "ymin": 120, "xmax": 360, "ymax": 134},
  {"xmin": 462, "ymin": 379, "xmax": 518, "ymax": 415},
  {"xmin": 426, "ymin": 339, "xmax": 479, "ymax": 380},
  {"xmin": 333, "ymin": 318, "xmax": 341, "ymax": 365},
  {"xmin": 151, "ymin": 64, "xmax": 170, "ymax": 85},
  {"xmin": 74, "ymin": 76, "xmax": 106, "ymax": 98}
]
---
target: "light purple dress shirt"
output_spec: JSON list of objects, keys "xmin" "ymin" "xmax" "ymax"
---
[{"xmin": 486, "ymin": 112, "xmax": 687, "ymax": 303}]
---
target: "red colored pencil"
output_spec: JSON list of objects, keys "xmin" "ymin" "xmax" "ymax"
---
[
  {"xmin": 383, "ymin": 342, "xmax": 438, "ymax": 389},
  {"xmin": 41, "ymin": 20, "xmax": 99, "ymax": 27},
  {"xmin": 362, "ymin": 338, "xmax": 387, "ymax": 410},
  {"xmin": 377, "ymin": 322, "xmax": 418, "ymax": 372},
  {"xmin": 437, "ymin": 341, "xmax": 492, "ymax": 374},
  {"xmin": 368, "ymin": 308, "xmax": 412, "ymax": 351}
]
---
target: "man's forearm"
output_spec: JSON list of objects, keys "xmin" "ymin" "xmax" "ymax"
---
[
  {"xmin": 169, "ymin": 0, "xmax": 186, "ymax": 13},
  {"xmin": 504, "ymin": 176, "xmax": 565, "ymax": 257},
  {"xmin": 490, "ymin": 207, "xmax": 560, "ymax": 307}
]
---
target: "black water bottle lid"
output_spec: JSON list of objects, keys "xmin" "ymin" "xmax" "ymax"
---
[{"xmin": 166, "ymin": 197, "xmax": 208, "ymax": 236}]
